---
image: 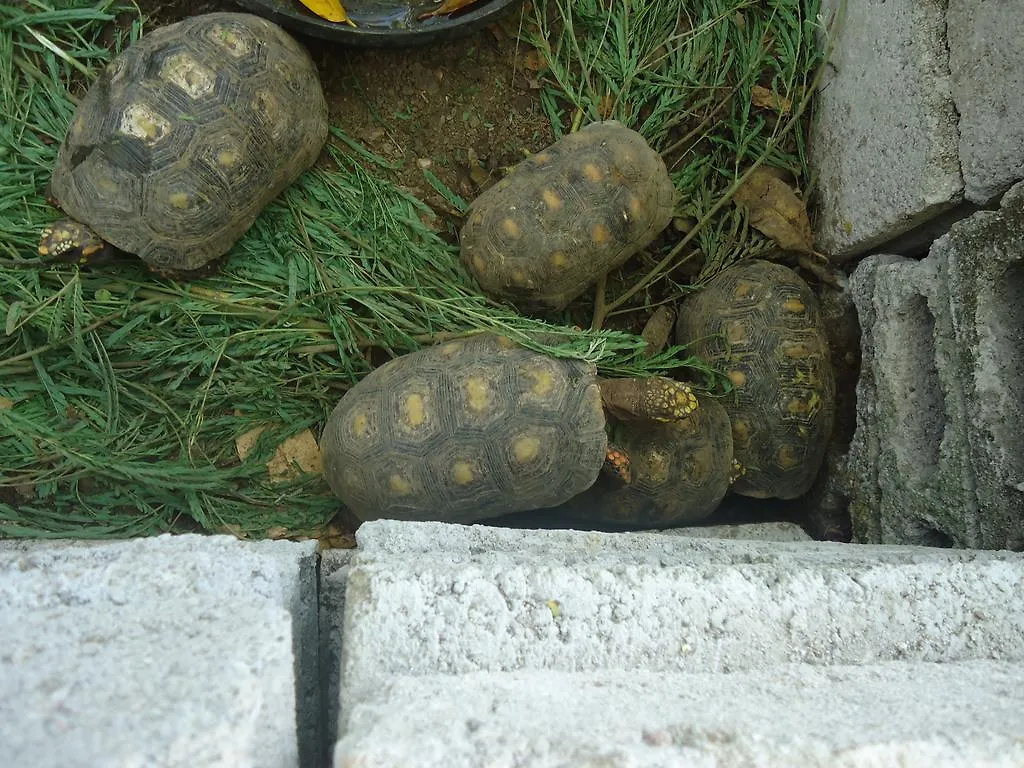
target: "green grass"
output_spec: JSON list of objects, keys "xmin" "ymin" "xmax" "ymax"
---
[{"xmin": 0, "ymin": 0, "xmax": 829, "ymax": 540}]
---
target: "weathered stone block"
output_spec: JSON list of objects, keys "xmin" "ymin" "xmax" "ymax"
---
[
  {"xmin": 848, "ymin": 182, "xmax": 1024, "ymax": 549},
  {"xmin": 335, "ymin": 664, "xmax": 1024, "ymax": 768},
  {"xmin": 810, "ymin": 0, "xmax": 963, "ymax": 260},
  {"xmin": 947, "ymin": 0, "xmax": 1024, "ymax": 204}
]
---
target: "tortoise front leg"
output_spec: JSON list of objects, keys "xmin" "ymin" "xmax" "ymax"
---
[{"xmin": 603, "ymin": 443, "xmax": 632, "ymax": 485}]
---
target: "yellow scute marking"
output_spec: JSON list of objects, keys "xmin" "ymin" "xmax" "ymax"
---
[
  {"xmin": 403, "ymin": 393, "xmax": 426, "ymax": 427},
  {"xmin": 777, "ymin": 445, "xmax": 800, "ymax": 469},
  {"xmin": 168, "ymin": 192, "xmax": 191, "ymax": 209},
  {"xmin": 389, "ymin": 474, "xmax": 412, "ymax": 494},
  {"xmin": 217, "ymin": 149, "xmax": 239, "ymax": 167},
  {"xmin": 471, "ymin": 254, "xmax": 486, "ymax": 273},
  {"xmin": 550, "ymin": 251, "xmax": 568, "ymax": 269},
  {"xmin": 783, "ymin": 297, "xmax": 806, "ymax": 314},
  {"xmin": 452, "ymin": 461, "xmax": 474, "ymax": 485},
  {"xmin": 542, "ymin": 189, "xmax": 563, "ymax": 211},
  {"xmin": 783, "ymin": 342, "xmax": 812, "ymax": 359},
  {"xmin": 513, "ymin": 435, "xmax": 541, "ymax": 463},
  {"xmin": 465, "ymin": 377, "xmax": 489, "ymax": 411},
  {"xmin": 647, "ymin": 450, "xmax": 670, "ymax": 485},
  {"xmin": 733, "ymin": 281, "xmax": 754, "ymax": 300},
  {"xmin": 728, "ymin": 369, "xmax": 747, "ymax": 388},
  {"xmin": 592, "ymin": 223, "xmax": 610, "ymax": 245},
  {"xmin": 502, "ymin": 218, "xmax": 521, "ymax": 238},
  {"xmin": 351, "ymin": 411, "xmax": 369, "ymax": 438},
  {"xmin": 527, "ymin": 368, "xmax": 554, "ymax": 396},
  {"xmin": 726, "ymin": 321, "xmax": 747, "ymax": 345},
  {"xmin": 583, "ymin": 163, "xmax": 603, "ymax": 182}
]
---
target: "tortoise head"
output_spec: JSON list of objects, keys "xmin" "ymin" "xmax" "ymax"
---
[
  {"xmin": 598, "ymin": 376, "xmax": 699, "ymax": 424},
  {"xmin": 38, "ymin": 218, "xmax": 114, "ymax": 266}
]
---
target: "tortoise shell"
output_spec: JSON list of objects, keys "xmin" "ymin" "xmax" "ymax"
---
[
  {"xmin": 49, "ymin": 12, "xmax": 328, "ymax": 275},
  {"xmin": 555, "ymin": 391, "xmax": 735, "ymax": 527},
  {"xmin": 459, "ymin": 120, "xmax": 676, "ymax": 312},
  {"xmin": 320, "ymin": 334, "xmax": 608, "ymax": 523},
  {"xmin": 675, "ymin": 259, "xmax": 836, "ymax": 499}
]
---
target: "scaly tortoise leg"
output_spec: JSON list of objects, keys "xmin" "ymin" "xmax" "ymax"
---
[
  {"xmin": 598, "ymin": 376, "xmax": 699, "ymax": 424},
  {"xmin": 603, "ymin": 443, "xmax": 632, "ymax": 485},
  {"xmin": 597, "ymin": 376, "xmax": 701, "ymax": 485}
]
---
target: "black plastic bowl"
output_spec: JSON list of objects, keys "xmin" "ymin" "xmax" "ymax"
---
[{"xmin": 232, "ymin": 0, "xmax": 525, "ymax": 47}]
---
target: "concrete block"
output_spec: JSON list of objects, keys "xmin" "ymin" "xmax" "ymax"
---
[
  {"xmin": 848, "ymin": 182, "xmax": 1024, "ymax": 549},
  {"xmin": 947, "ymin": 0, "xmax": 1024, "ymax": 204},
  {"xmin": 654, "ymin": 521, "xmax": 811, "ymax": 542},
  {"xmin": 0, "ymin": 534, "xmax": 319, "ymax": 768},
  {"xmin": 335, "ymin": 663, "xmax": 1024, "ymax": 767},
  {"xmin": 810, "ymin": 0, "xmax": 963, "ymax": 260},
  {"xmin": 337, "ymin": 521, "xmax": 1024, "ymax": 735}
]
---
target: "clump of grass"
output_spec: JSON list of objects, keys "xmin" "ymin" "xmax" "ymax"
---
[
  {"xmin": 1, "ymin": 0, "xmax": 727, "ymax": 539},
  {"xmin": 520, "ymin": 0, "xmax": 826, "ymax": 326}
]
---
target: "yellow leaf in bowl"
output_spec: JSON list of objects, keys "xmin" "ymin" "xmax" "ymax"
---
[{"xmin": 298, "ymin": 0, "xmax": 356, "ymax": 25}]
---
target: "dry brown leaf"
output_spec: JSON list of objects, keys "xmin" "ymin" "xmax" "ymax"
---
[
  {"xmin": 0, "ymin": 397, "xmax": 13, "ymax": 410},
  {"xmin": 236, "ymin": 424, "xmax": 269, "ymax": 462},
  {"xmin": 733, "ymin": 167, "xmax": 814, "ymax": 254},
  {"xmin": 523, "ymin": 49, "xmax": 546, "ymax": 72},
  {"xmin": 267, "ymin": 429, "xmax": 324, "ymax": 483},
  {"xmin": 418, "ymin": 0, "xmax": 482, "ymax": 19},
  {"xmin": 750, "ymin": 85, "xmax": 791, "ymax": 114},
  {"xmin": 640, "ymin": 306, "xmax": 676, "ymax": 358}
]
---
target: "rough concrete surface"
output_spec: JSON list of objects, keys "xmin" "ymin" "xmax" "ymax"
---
[
  {"xmin": 2, "ymin": 598, "xmax": 297, "ymax": 768},
  {"xmin": 947, "ymin": 0, "xmax": 1024, "ymax": 204},
  {"xmin": 848, "ymin": 182, "xmax": 1024, "ymax": 549},
  {"xmin": 338, "ymin": 521, "xmax": 1024, "ymax": 737},
  {"xmin": 810, "ymin": 0, "xmax": 963, "ymax": 260},
  {"xmin": 654, "ymin": 521, "xmax": 811, "ymax": 541},
  {"xmin": 0, "ymin": 534, "xmax": 319, "ymax": 768},
  {"xmin": 335, "ymin": 663, "xmax": 1024, "ymax": 768}
]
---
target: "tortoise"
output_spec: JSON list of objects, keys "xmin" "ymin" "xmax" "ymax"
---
[
  {"xmin": 320, "ymin": 333, "xmax": 734, "ymax": 524},
  {"xmin": 39, "ymin": 12, "xmax": 328, "ymax": 278},
  {"xmin": 675, "ymin": 259, "xmax": 836, "ymax": 499},
  {"xmin": 459, "ymin": 120, "xmax": 676, "ymax": 312},
  {"xmin": 551, "ymin": 389, "xmax": 736, "ymax": 527}
]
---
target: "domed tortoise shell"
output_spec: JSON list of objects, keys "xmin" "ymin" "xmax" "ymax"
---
[
  {"xmin": 459, "ymin": 120, "xmax": 676, "ymax": 312},
  {"xmin": 320, "ymin": 334, "xmax": 608, "ymax": 523},
  {"xmin": 48, "ymin": 12, "xmax": 328, "ymax": 275},
  {"xmin": 676, "ymin": 259, "xmax": 836, "ymax": 499}
]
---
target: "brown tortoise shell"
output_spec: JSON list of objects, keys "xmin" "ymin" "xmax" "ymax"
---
[
  {"xmin": 675, "ymin": 259, "xmax": 836, "ymax": 499},
  {"xmin": 49, "ymin": 13, "xmax": 328, "ymax": 275},
  {"xmin": 554, "ymin": 391, "xmax": 735, "ymax": 527},
  {"xmin": 459, "ymin": 120, "xmax": 676, "ymax": 312},
  {"xmin": 320, "ymin": 334, "xmax": 609, "ymax": 524}
]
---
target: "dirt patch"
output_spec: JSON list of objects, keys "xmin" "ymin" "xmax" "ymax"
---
[{"xmin": 136, "ymin": 0, "xmax": 553, "ymax": 221}]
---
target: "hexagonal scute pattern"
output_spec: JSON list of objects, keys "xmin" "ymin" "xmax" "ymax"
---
[
  {"xmin": 49, "ymin": 12, "xmax": 328, "ymax": 273},
  {"xmin": 556, "ymin": 392, "xmax": 735, "ymax": 527},
  {"xmin": 320, "ymin": 335, "xmax": 608, "ymax": 523},
  {"xmin": 676, "ymin": 260, "xmax": 836, "ymax": 499},
  {"xmin": 459, "ymin": 120, "xmax": 676, "ymax": 312}
]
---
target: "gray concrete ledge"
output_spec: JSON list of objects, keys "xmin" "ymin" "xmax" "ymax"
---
[
  {"xmin": 335, "ymin": 663, "xmax": 1024, "ymax": 767},
  {"xmin": 338, "ymin": 522, "xmax": 1024, "ymax": 742},
  {"xmin": 0, "ymin": 534, "xmax": 319, "ymax": 768}
]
